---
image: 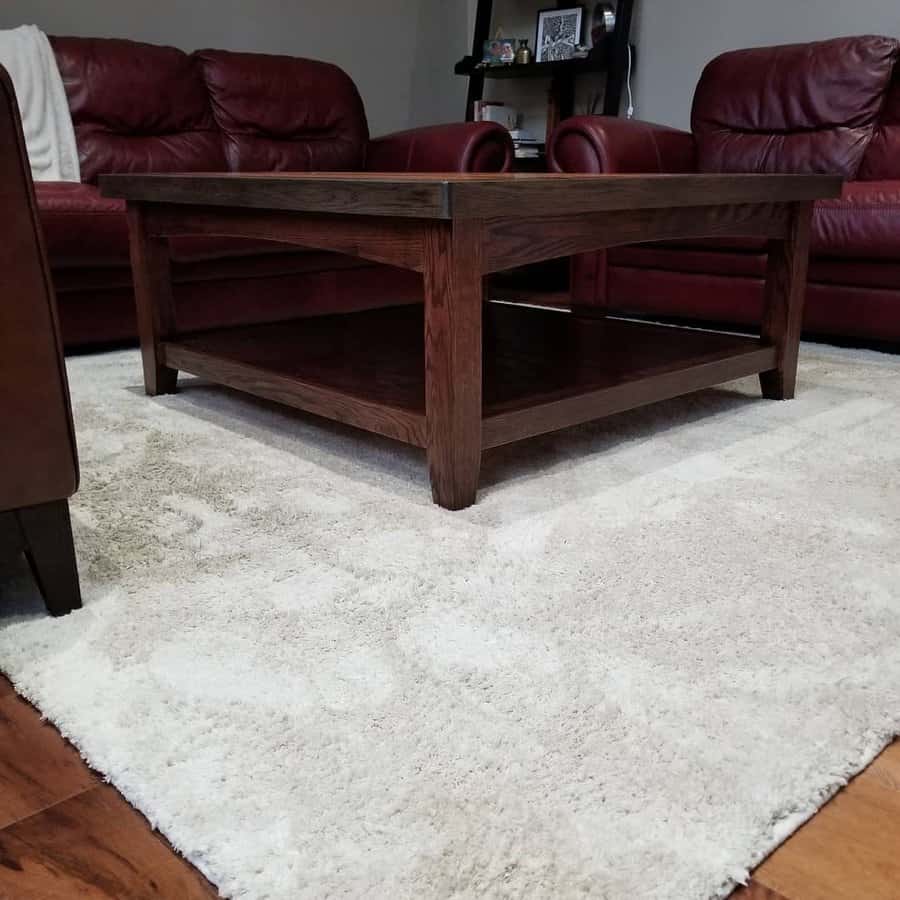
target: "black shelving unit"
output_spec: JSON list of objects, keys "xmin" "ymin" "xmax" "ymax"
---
[
  {"xmin": 455, "ymin": 52, "xmax": 612, "ymax": 80},
  {"xmin": 456, "ymin": 0, "xmax": 635, "ymax": 144}
]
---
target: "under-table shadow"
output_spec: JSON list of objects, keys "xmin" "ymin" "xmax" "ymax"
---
[{"xmin": 127, "ymin": 375, "xmax": 762, "ymax": 506}]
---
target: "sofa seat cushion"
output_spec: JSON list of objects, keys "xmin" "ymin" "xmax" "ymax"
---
[
  {"xmin": 37, "ymin": 182, "xmax": 319, "ymax": 268},
  {"xmin": 608, "ymin": 243, "xmax": 900, "ymax": 292},
  {"xmin": 37, "ymin": 181, "xmax": 129, "ymax": 266},
  {"xmin": 608, "ymin": 241, "xmax": 767, "ymax": 278},
  {"xmin": 812, "ymin": 181, "xmax": 900, "ymax": 259},
  {"xmin": 808, "ymin": 258, "xmax": 900, "ymax": 290}
]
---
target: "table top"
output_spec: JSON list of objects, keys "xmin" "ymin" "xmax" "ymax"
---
[{"xmin": 100, "ymin": 171, "xmax": 843, "ymax": 220}]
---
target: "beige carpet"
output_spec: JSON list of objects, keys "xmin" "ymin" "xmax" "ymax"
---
[{"xmin": 1, "ymin": 341, "xmax": 899, "ymax": 899}]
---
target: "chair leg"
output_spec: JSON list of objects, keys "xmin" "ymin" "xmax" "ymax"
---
[
  {"xmin": 16, "ymin": 500, "xmax": 82, "ymax": 617},
  {"xmin": 0, "ymin": 510, "xmax": 24, "ymax": 562}
]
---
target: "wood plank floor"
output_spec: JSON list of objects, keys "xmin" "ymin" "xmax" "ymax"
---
[
  {"xmin": 0, "ymin": 673, "xmax": 896, "ymax": 898},
  {"xmin": 0, "ymin": 675, "xmax": 219, "ymax": 899}
]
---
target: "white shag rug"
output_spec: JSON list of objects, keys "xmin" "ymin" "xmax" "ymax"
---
[{"xmin": 1, "ymin": 342, "xmax": 899, "ymax": 900}]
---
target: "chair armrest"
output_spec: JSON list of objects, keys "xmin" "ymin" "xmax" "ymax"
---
[
  {"xmin": 365, "ymin": 122, "xmax": 513, "ymax": 173},
  {"xmin": 549, "ymin": 116, "xmax": 697, "ymax": 174}
]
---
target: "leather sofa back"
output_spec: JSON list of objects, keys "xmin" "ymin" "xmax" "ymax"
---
[
  {"xmin": 50, "ymin": 36, "xmax": 226, "ymax": 184},
  {"xmin": 691, "ymin": 36, "xmax": 900, "ymax": 178},
  {"xmin": 195, "ymin": 49, "xmax": 368, "ymax": 172},
  {"xmin": 0, "ymin": 65, "xmax": 78, "ymax": 511},
  {"xmin": 50, "ymin": 37, "xmax": 371, "ymax": 180},
  {"xmin": 859, "ymin": 66, "xmax": 900, "ymax": 179}
]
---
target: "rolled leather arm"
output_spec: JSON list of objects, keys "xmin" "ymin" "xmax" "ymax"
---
[
  {"xmin": 549, "ymin": 115, "xmax": 697, "ymax": 174},
  {"xmin": 365, "ymin": 122, "xmax": 513, "ymax": 173}
]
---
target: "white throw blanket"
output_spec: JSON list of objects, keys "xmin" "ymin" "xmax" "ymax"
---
[{"xmin": 0, "ymin": 25, "xmax": 79, "ymax": 182}]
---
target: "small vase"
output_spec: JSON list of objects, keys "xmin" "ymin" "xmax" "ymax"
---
[{"xmin": 515, "ymin": 40, "xmax": 533, "ymax": 65}]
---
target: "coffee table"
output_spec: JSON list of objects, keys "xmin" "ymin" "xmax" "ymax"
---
[{"xmin": 100, "ymin": 172, "xmax": 841, "ymax": 509}]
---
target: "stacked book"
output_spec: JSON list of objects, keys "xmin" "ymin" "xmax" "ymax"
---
[{"xmin": 509, "ymin": 129, "xmax": 545, "ymax": 160}]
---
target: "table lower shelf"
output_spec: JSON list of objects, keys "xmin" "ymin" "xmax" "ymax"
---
[{"xmin": 161, "ymin": 303, "xmax": 777, "ymax": 450}]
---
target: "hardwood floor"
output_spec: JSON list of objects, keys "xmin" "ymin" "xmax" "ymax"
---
[
  {"xmin": 0, "ymin": 676, "xmax": 219, "ymax": 899},
  {"xmin": 733, "ymin": 741, "xmax": 900, "ymax": 900},
  {"xmin": 0, "ymin": 672, "xmax": 896, "ymax": 898}
]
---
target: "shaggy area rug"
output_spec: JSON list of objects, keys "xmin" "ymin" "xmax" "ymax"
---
[{"xmin": 1, "ymin": 341, "xmax": 899, "ymax": 899}]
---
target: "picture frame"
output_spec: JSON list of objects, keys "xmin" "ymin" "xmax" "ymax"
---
[
  {"xmin": 535, "ymin": 6, "xmax": 585, "ymax": 63},
  {"xmin": 482, "ymin": 38, "xmax": 516, "ymax": 65}
]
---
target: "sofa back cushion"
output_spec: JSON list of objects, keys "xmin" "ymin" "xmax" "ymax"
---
[
  {"xmin": 194, "ymin": 49, "xmax": 368, "ymax": 172},
  {"xmin": 859, "ymin": 65, "xmax": 900, "ymax": 179},
  {"xmin": 691, "ymin": 36, "xmax": 900, "ymax": 178},
  {"xmin": 50, "ymin": 36, "xmax": 226, "ymax": 184}
]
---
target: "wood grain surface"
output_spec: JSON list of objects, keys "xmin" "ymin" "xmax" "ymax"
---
[
  {"xmin": 759, "ymin": 203, "xmax": 814, "ymax": 400},
  {"xmin": 144, "ymin": 205, "xmax": 428, "ymax": 272},
  {"xmin": 482, "ymin": 203, "xmax": 793, "ymax": 273},
  {"xmin": 0, "ymin": 786, "xmax": 219, "ymax": 899},
  {"xmin": 0, "ymin": 690, "xmax": 96, "ymax": 830},
  {"xmin": 735, "ymin": 741, "xmax": 900, "ymax": 900},
  {"xmin": 154, "ymin": 305, "xmax": 780, "ymax": 459},
  {"xmin": 126, "ymin": 207, "xmax": 178, "ymax": 396},
  {"xmin": 423, "ymin": 220, "xmax": 484, "ymax": 509},
  {"xmin": 162, "ymin": 338, "xmax": 429, "ymax": 448},
  {"xmin": 101, "ymin": 172, "xmax": 842, "ymax": 220},
  {"xmin": 0, "ymin": 677, "xmax": 220, "ymax": 898}
]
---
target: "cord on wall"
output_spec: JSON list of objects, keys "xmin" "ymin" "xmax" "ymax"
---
[{"xmin": 625, "ymin": 43, "xmax": 634, "ymax": 119}]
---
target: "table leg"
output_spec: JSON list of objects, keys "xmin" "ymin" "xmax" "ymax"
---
[
  {"xmin": 126, "ymin": 206, "xmax": 178, "ymax": 396},
  {"xmin": 423, "ymin": 220, "xmax": 483, "ymax": 510},
  {"xmin": 759, "ymin": 202, "xmax": 813, "ymax": 400},
  {"xmin": 570, "ymin": 251, "xmax": 609, "ymax": 318}
]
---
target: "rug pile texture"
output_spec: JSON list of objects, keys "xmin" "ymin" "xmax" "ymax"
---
[{"xmin": 1, "ymin": 343, "xmax": 899, "ymax": 899}]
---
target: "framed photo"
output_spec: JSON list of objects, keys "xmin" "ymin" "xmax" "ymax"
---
[
  {"xmin": 535, "ymin": 6, "xmax": 584, "ymax": 63},
  {"xmin": 482, "ymin": 38, "xmax": 516, "ymax": 65}
]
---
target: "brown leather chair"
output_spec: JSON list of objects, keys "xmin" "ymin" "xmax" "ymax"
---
[{"xmin": 0, "ymin": 64, "xmax": 81, "ymax": 616}]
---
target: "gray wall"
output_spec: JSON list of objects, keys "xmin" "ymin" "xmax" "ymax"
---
[
  {"xmin": 0, "ymin": 0, "xmax": 424, "ymax": 136},
  {"xmin": 5, "ymin": 0, "xmax": 898, "ymax": 137},
  {"xmin": 631, "ymin": 0, "xmax": 900, "ymax": 129},
  {"xmin": 410, "ymin": 1, "xmax": 470, "ymax": 128}
]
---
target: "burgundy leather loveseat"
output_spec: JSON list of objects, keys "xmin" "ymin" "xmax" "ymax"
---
[
  {"xmin": 549, "ymin": 36, "xmax": 900, "ymax": 344},
  {"xmin": 38, "ymin": 37, "xmax": 513, "ymax": 348}
]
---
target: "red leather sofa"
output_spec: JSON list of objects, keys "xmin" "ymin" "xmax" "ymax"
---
[
  {"xmin": 39, "ymin": 37, "xmax": 513, "ymax": 348},
  {"xmin": 549, "ymin": 36, "xmax": 900, "ymax": 344}
]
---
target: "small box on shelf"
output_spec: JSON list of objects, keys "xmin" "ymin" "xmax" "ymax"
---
[{"xmin": 509, "ymin": 128, "xmax": 545, "ymax": 161}]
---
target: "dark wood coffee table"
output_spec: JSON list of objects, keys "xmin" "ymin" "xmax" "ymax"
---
[{"xmin": 101, "ymin": 172, "xmax": 840, "ymax": 509}]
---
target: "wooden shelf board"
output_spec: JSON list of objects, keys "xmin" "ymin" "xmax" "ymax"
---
[
  {"xmin": 162, "ymin": 303, "xmax": 775, "ymax": 452},
  {"xmin": 458, "ymin": 58, "xmax": 609, "ymax": 80}
]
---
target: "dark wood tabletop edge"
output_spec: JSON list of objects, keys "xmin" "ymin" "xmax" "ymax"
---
[
  {"xmin": 98, "ymin": 172, "xmax": 843, "ymax": 218},
  {"xmin": 448, "ymin": 173, "xmax": 843, "ymax": 217},
  {"xmin": 98, "ymin": 173, "xmax": 453, "ymax": 219}
]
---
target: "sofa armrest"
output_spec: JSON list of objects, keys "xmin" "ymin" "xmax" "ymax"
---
[
  {"xmin": 549, "ymin": 117, "xmax": 696, "ymax": 311},
  {"xmin": 365, "ymin": 122, "xmax": 513, "ymax": 173},
  {"xmin": 549, "ymin": 116, "xmax": 697, "ymax": 174}
]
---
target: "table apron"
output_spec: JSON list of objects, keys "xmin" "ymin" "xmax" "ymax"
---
[
  {"xmin": 482, "ymin": 202, "xmax": 794, "ymax": 274},
  {"xmin": 133, "ymin": 200, "xmax": 795, "ymax": 277},
  {"xmin": 139, "ymin": 203, "xmax": 429, "ymax": 273}
]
